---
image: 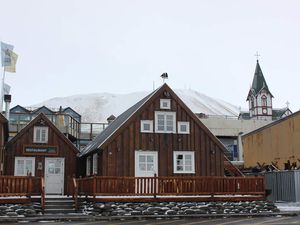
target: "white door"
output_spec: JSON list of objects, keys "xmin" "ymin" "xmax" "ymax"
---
[
  {"xmin": 45, "ymin": 158, "xmax": 64, "ymax": 194},
  {"xmin": 135, "ymin": 151, "xmax": 158, "ymax": 177}
]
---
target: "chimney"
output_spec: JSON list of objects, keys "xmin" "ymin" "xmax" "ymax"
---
[
  {"xmin": 4, "ymin": 94, "xmax": 11, "ymax": 121},
  {"xmin": 107, "ymin": 115, "xmax": 116, "ymax": 124}
]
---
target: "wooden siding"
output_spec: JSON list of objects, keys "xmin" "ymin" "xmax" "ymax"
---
[
  {"xmin": 243, "ymin": 112, "xmax": 300, "ymax": 169},
  {"xmin": 4, "ymin": 115, "xmax": 78, "ymax": 194},
  {"xmin": 83, "ymin": 86, "xmax": 225, "ymax": 177}
]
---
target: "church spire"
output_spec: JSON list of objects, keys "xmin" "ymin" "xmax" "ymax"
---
[
  {"xmin": 246, "ymin": 59, "xmax": 273, "ymax": 120},
  {"xmin": 248, "ymin": 60, "xmax": 273, "ymax": 99}
]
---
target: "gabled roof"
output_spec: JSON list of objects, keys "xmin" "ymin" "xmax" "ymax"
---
[
  {"xmin": 272, "ymin": 107, "xmax": 292, "ymax": 120},
  {"xmin": 247, "ymin": 60, "xmax": 273, "ymax": 100},
  {"xmin": 80, "ymin": 87, "xmax": 160, "ymax": 156},
  {"xmin": 242, "ymin": 110, "xmax": 300, "ymax": 138},
  {"xmin": 7, "ymin": 113, "xmax": 79, "ymax": 154},
  {"xmin": 80, "ymin": 83, "xmax": 228, "ymax": 157},
  {"xmin": 32, "ymin": 106, "xmax": 54, "ymax": 115},
  {"xmin": 10, "ymin": 105, "xmax": 30, "ymax": 113}
]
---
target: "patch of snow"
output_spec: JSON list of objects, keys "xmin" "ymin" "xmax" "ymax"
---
[
  {"xmin": 31, "ymin": 89, "xmax": 240, "ymax": 123},
  {"xmin": 276, "ymin": 202, "xmax": 300, "ymax": 212}
]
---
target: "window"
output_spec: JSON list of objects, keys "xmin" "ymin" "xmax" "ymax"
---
[
  {"xmin": 33, "ymin": 126, "xmax": 48, "ymax": 143},
  {"xmin": 173, "ymin": 151, "xmax": 195, "ymax": 173},
  {"xmin": 14, "ymin": 157, "xmax": 35, "ymax": 176},
  {"xmin": 86, "ymin": 156, "xmax": 91, "ymax": 176},
  {"xmin": 178, "ymin": 121, "xmax": 190, "ymax": 134},
  {"xmin": 140, "ymin": 120, "xmax": 153, "ymax": 133},
  {"xmin": 92, "ymin": 153, "xmax": 98, "ymax": 175},
  {"xmin": 160, "ymin": 99, "xmax": 171, "ymax": 109},
  {"xmin": 155, "ymin": 111, "xmax": 176, "ymax": 133},
  {"xmin": 261, "ymin": 95, "xmax": 267, "ymax": 107}
]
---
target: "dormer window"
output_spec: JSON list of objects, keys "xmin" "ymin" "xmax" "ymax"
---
[
  {"xmin": 160, "ymin": 99, "xmax": 171, "ymax": 109},
  {"xmin": 33, "ymin": 126, "xmax": 48, "ymax": 143}
]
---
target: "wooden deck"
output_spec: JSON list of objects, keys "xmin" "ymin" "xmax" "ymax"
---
[{"xmin": 77, "ymin": 175, "xmax": 265, "ymax": 202}]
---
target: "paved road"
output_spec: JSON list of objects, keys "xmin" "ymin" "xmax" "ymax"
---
[{"xmin": 9, "ymin": 215, "xmax": 300, "ymax": 225}]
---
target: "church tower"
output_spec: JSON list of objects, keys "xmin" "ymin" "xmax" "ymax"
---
[{"xmin": 246, "ymin": 60, "xmax": 273, "ymax": 120}]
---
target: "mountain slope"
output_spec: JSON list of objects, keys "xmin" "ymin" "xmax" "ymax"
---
[{"xmin": 32, "ymin": 89, "xmax": 240, "ymax": 122}]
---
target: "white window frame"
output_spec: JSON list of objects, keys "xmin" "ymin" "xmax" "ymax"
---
[
  {"xmin": 173, "ymin": 151, "xmax": 195, "ymax": 174},
  {"xmin": 92, "ymin": 153, "xmax": 98, "ymax": 175},
  {"xmin": 33, "ymin": 126, "xmax": 49, "ymax": 143},
  {"xmin": 86, "ymin": 156, "xmax": 91, "ymax": 176},
  {"xmin": 160, "ymin": 99, "xmax": 171, "ymax": 109},
  {"xmin": 155, "ymin": 111, "xmax": 176, "ymax": 133},
  {"xmin": 178, "ymin": 121, "xmax": 190, "ymax": 134},
  {"xmin": 14, "ymin": 157, "xmax": 35, "ymax": 176},
  {"xmin": 140, "ymin": 120, "xmax": 153, "ymax": 133}
]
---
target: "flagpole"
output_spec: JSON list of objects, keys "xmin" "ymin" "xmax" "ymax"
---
[{"xmin": 0, "ymin": 66, "xmax": 5, "ymax": 113}]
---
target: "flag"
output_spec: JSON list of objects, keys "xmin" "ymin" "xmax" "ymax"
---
[
  {"xmin": 4, "ymin": 49, "xmax": 18, "ymax": 73},
  {"xmin": 1, "ymin": 42, "xmax": 14, "ymax": 67}
]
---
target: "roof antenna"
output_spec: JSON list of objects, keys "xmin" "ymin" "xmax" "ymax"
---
[
  {"xmin": 255, "ymin": 51, "xmax": 260, "ymax": 62},
  {"xmin": 286, "ymin": 101, "xmax": 290, "ymax": 109},
  {"xmin": 160, "ymin": 72, "xmax": 168, "ymax": 84}
]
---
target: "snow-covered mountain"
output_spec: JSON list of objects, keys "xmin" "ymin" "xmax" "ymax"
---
[{"xmin": 32, "ymin": 89, "xmax": 240, "ymax": 123}]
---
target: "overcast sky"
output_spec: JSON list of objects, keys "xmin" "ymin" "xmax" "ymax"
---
[{"xmin": 0, "ymin": 0, "xmax": 299, "ymax": 112}]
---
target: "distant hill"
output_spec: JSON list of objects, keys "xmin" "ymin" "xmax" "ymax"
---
[{"xmin": 32, "ymin": 89, "xmax": 240, "ymax": 123}]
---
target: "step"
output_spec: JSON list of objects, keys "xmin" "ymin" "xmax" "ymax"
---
[
  {"xmin": 44, "ymin": 208, "xmax": 77, "ymax": 214},
  {"xmin": 45, "ymin": 204, "xmax": 75, "ymax": 209}
]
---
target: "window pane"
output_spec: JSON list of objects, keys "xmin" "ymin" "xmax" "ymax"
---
[
  {"xmin": 139, "ymin": 156, "xmax": 145, "ymax": 162},
  {"xmin": 180, "ymin": 125, "xmax": 187, "ymax": 132},
  {"xmin": 185, "ymin": 155, "xmax": 192, "ymax": 160},
  {"xmin": 25, "ymin": 160, "xmax": 33, "ymax": 175},
  {"xmin": 177, "ymin": 165, "xmax": 183, "ymax": 171},
  {"xmin": 139, "ymin": 164, "xmax": 146, "ymax": 171},
  {"xmin": 55, "ymin": 168, "xmax": 61, "ymax": 174},
  {"xmin": 143, "ymin": 123, "xmax": 150, "ymax": 131},
  {"xmin": 146, "ymin": 156, "xmax": 153, "ymax": 163},
  {"xmin": 147, "ymin": 164, "xmax": 153, "ymax": 171},
  {"xmin": 185, "ymin": 165, "xmax": 192, "ymax": 171},
  {"xmin": 17, "ymin": 160, "xmax": 24, "ymax": 175}
]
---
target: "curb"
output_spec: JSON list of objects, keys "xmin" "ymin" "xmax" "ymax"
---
[{"xmin": 0, "ymin": 212, "xmax": 298, "ymax": 223}]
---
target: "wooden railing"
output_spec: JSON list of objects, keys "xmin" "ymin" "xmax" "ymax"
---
[
  {"xmin": 0, "ymin": 176, "xmax": 44, "ymax": 205},
  {"xmin": 77, "ymin": 176, "xmax": 265, "ymax": 199},
  {"xmin": 66, "ymin": 176, "xmax": 78, "ymax": 210}
]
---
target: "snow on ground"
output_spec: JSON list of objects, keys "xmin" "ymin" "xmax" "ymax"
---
[
  {"xmin": 32, "ymin": 89, "xmax": 240, "ymax": 123},
  {"xmin": 275, "ymin": 202, "xmax": 300, "ymax": 212}
]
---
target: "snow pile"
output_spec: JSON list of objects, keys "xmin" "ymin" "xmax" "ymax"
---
[{"xmin": 32, "ymin": 89, "xmax": 240, "ymax": 123}]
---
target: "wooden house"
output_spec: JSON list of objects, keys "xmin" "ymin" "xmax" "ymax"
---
[
  {"xmin": 4, "ymin": 113, "xmax": 79, "ymax": 195},
  {"xmin": 243, "ymin": 111, "xmax": 300, "ymax": 170},
  {"xmin": 0, "ymin": 113, "xmax": 8, "ymax": 175},
  {"xmin": 80, "ymin": 84, "xmax": 227, "ymax": 177}
]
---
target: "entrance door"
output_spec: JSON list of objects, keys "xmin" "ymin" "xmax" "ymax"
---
[
  {"xmin": 45, "ymin": 158, "xmax": 64, "ymax": 194},
  {"xmin": 135, "ymin": 151, "xmax": 158, "ymax": 177},
  {"xmin": 135, "ymin": 151, "xmax": 158, "ymax": 194}
]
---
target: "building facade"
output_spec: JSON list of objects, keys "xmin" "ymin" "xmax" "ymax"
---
[{"xmin": 80, "ymin": 84, "xmax": 226, "ymax": 178}]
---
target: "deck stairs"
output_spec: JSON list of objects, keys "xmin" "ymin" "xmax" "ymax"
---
[
  {"xmin": 224, "ymin": 157, "xmax": 244, "ymax": 177},
  {"xmin": 44, "ymin": 196, "xmax": 77, "ymax": 214}
]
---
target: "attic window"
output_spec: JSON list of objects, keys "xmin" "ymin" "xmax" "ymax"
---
[
  {"xmin": 178, "ymin": 121, "xmax": 190, "ymax": 134},
  {"xmin": 155, "ymin": 111, "xmax": 176, "ymax": 133},
  {"xmin": 141, "ymin": 120, "xmax": 153, "ymax": 133},
  {"xmin": 33, "ymin": 126, "xmax": 48, "ymax": 143},
  {"xmin": 160, "ymin": 99, "xmax": 171, "ymax": 109}
]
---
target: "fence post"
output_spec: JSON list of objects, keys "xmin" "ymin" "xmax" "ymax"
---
[
  {"xmin": 93, "ymin": 176, "xmax": 96, "ymax": 201},
  {"xmin": 154, "ymin": 173, "xmax": 157, "ymax": 199},
  {"xmin": 28, "ymin": 174, "xmax": 33, "ymax": 198}
]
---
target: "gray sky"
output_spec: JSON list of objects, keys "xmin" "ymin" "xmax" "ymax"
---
[{"xmin": 0, "ymin": 0, "xmax": 299, "ymax": 112}]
